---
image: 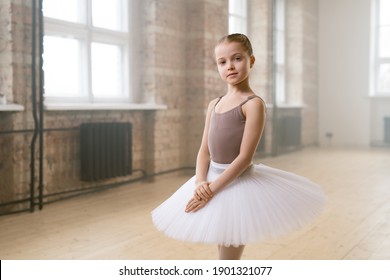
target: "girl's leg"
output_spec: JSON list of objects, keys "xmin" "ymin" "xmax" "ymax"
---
[{"xmin": 218, "ymin": 245, "xmax": 245, "ymax": 260}]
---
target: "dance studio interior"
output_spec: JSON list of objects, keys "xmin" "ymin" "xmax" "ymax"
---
[{"xmin": 0, "ymin": 0, "xmax": 389, "ymax": 260}]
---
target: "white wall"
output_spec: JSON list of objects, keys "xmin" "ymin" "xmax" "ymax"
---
[{"xmin": 318, "ymin": 0, "xmax": 372, "ymax": 147}]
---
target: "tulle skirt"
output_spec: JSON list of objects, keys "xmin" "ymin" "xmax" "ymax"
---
[{"xmin": 151, "ymin": 161, "xmax": 326, "ymax": 247}]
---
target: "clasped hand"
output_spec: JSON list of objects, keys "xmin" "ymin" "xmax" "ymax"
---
[{"xmin": 185, "ymin": 181, "xmax": 214, "ymax": 213}]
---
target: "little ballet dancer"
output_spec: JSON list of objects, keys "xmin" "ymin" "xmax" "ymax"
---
[{"xmin": 152, "ymin": 33, "xmax": 325, "ymax": 260}]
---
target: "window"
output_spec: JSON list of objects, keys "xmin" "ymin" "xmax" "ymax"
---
[
  {"xmin": 43, "ymin": 0, "xmax": 131, "ymax": 103},
  {"xmin": 229, "ymin": 0, "xmax": 247, "ymax": 35},
  {"xmin": 371, "ymin": 0, "xmax": 390, "ymax": 96},
  {"xmin": 274, "ymin": 0, "xmax": 286, "ymax": 104}
]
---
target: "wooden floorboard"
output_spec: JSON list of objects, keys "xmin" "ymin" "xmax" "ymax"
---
[{"xmin": 0, "ymin": 147, "xmax": 389, "ymax": 260}]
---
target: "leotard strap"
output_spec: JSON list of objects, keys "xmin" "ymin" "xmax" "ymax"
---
[{"xmin": 239, "ymin": 95, "xmax": 263, "ymax": 107}]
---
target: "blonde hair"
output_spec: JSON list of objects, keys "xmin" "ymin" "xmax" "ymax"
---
[{"xmin": 217, "ymin": 33, "xmax": 253, "ymax": 56}]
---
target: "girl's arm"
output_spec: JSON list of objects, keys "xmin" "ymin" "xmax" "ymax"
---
[
  {"xmin": 208, "ymin": 97, "xmax": 266, "ymax": 194},
  {"xmin": 194, "ymin": 98, "xmax": 219, "ymax": 185}
]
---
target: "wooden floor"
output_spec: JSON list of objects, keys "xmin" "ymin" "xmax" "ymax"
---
[{"xmin": 1, "ymin": 147, "xmax": 389, "ymax": 260}]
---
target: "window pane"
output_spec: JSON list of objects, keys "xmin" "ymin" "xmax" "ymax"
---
[
  {"xmin": 229, "ymin": 17, "xmax": 247, "ymax": 35},
  {"xmin": 380, "ymin": 0, "xmax": 390, "ymax": 25},
  {"xmin": 43, "ymin": 0, "xmax": 83, "ymax": 23},
  {"xmin": 276, "ymin": 0, "xmax": 285, "ymax": 30},
  {"xmin": 379, "ymin": 26, "xmax": 390, "ymax": 57},
  {"xmin": 378, "ymin": 64, "xmax": 390, "ymax": 93},
  {"xmin": 91, "ymin": 43, "xmax": 122, "ymax": 97},
  {"xmin": 276, "ymin": 31, "xmax": 285, "ymax": 63},
  {"xmin": 43, "ymin": 36, "xmax": 81, "ymax": 96},
  {"xmin": 276, "ymin": 66, "xmax": 286, "ymax": 103},
  {"xmin": 92, "ymin": 0, "xmax": 126, "ymax": 31},
  {"xmin": 229, "ymin": 0, "xmax": 247, "ymax": 17}
]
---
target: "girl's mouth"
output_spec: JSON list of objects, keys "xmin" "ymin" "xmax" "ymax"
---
[{"xmin": 227, "ymin": 73, "xmax": 238, "ymax": 78}]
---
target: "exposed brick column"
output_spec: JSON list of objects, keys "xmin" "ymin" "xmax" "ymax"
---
[
  {"xmin": 185, "ymin": 0, "xmax": 228, "ymax": 166},
  {"xmin": 248, "ymin": 0, "xmax": 273, "ymax": 155},
  {"xmin": 0, "ymin": 0, "xmax": 35, "ymax": 213},
  {"xmin": 286, "ymin": 0, "xmax": 319, "ymax": 146}
]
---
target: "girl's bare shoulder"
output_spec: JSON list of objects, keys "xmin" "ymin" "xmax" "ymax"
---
[{"xmin": 242, "ymin": 95, "xmax": 266, "ymax": 116}]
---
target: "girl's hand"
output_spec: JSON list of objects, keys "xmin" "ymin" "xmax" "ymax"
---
[
  {"xmin": 185, "ymin": 181, "xmax": 214, "ymax": 212},
  {"xmin": 194, "ymin": 181, "xmax": 214, "ymax": 202},
  {"xmin": 185, "ymin": 197, "xmax": 207, "ymax": 213}
]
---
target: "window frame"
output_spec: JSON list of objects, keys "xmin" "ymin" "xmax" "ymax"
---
[
  {"xmin": 42, "ymin": 0, "xmax": 134, "ymax": 104},
  {"xmin": 229, "ymin": 0, "xmax": 248, "ymax": 35},
  {"xmin": 371, "ymin": 0, "xmax": 390, "ymax": 96}
]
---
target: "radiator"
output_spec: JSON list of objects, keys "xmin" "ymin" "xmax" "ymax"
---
[
  {"xmin": 385, "ymin": 117, "xmax": 390, "ymax": 143},
  {"xmin": 279, "ymin": 116, "xmax": 301, "ymax": 146},
  {"xmin": 80, "ymin": 122, "xmax": 132, "ymax": 181}
]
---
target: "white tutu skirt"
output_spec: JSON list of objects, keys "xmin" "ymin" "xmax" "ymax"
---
[{"xmin": 151, "ymin": 161, "xmax": 326, "ymax": 247}]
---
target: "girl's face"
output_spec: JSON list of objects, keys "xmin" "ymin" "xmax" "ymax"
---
[{"xmin": 214, "ymin": 41, "xmax": 255, "ymax": 86}]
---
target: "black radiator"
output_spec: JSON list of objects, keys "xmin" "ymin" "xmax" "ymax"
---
[
  {"xmin": 385, "ymin": 117, "xmax": 390, "ymax": 144},
  {"xmin": 80, "ymin": 122, "xmax": 132, "ymax": 181},
  {"xmin": 279, "ymin": 116, "xmax": 301, "ymax": 147}
]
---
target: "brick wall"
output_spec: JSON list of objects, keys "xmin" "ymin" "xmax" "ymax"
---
[
  {"xmin": 0, "ymin": 0, "xmax": 35, "ymax": 212},
  {"xmin": 301, "ymin": 0, "xmax": 319, "ymax": 146},
  {"xmin": 287, "ymin": 0, "xmax": 319, "ymax": 146},
  {"xmin": 184, "ymin": 0, "xmax": 228, "ymax": 165},
  {"xmin": 248, "ymin": 0, "xmax": 273, "ymax": 154},
  {"xmin": 141, "ymin": 0, "xmax": 188, "ymax": 172}
]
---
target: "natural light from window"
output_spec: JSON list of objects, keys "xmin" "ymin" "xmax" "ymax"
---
[
  {"xmin": 43, "ymin": 36, "xmax": 81, "ymax": 96},
  {"xmin": 229, "ymin": 0, "xmax": 247, "ymax": 35},
  {"xmin": 373, "ymin": 0, "xmax": 390, "ymax": 95},
  {"xmin": 42, "ymin": 0, "xmax": 129, "ymax": 102},
  {"xmin": 91, "ymin": 43, "xmax": 122, "ymax": 97},
  {"xmin": 92, "ymin": 0, "xmax": 126, "ymax": 31},
  {"xmin": 43, "ymin": 0, "xmax": 81, "ymax": 23}
]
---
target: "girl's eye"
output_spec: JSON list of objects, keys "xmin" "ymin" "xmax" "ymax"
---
[
  {"xmin": 218, "ymin": 61, "xmax": 226, "ymax": 65},
  {"xmin": 235, "ymin": 57, "xmax": 241, "ymax": 61}
]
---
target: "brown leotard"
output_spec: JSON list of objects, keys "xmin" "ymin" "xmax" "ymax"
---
[{"xmin": 208, "ymin": 95, "xmax": 263, "ymax": 164}]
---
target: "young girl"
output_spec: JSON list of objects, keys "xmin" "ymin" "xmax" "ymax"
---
[{"xmin": 151, "ymin": 34, "xmax": 325, "ymax": 260}]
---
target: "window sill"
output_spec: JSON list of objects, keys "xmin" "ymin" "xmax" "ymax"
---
[
  {"xmin": 0, "ymin": 104, "xmax": 25, "ymax": 112},
  {"xmin": 368, "ymin": 95, "xmax": 390, "ymax": 99},
  {"xmin": 44, "ymin": 103, "xmax": 168, "ymax": 111},
  {"xmin": 266, "ymin": 103, "xmax": 306, "ymax": 109}
]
